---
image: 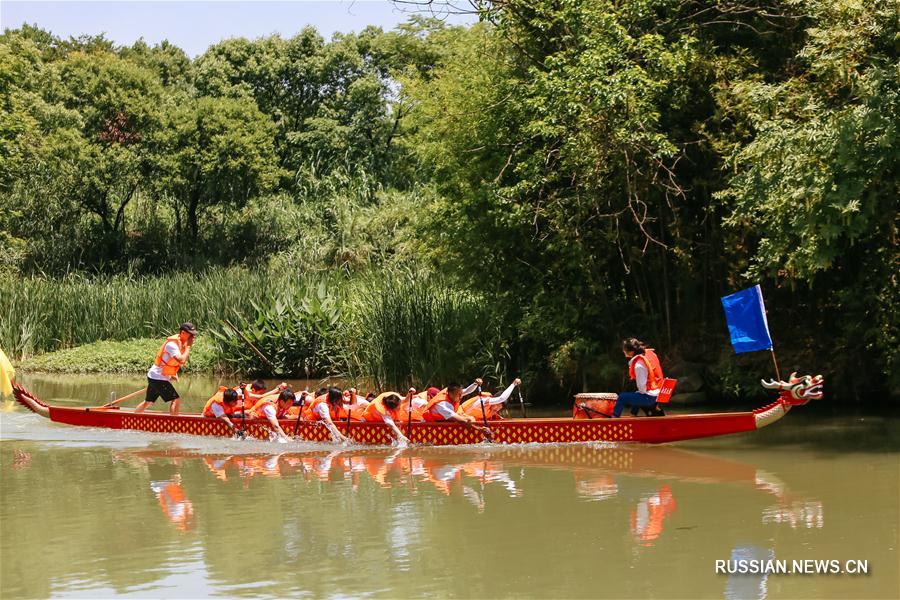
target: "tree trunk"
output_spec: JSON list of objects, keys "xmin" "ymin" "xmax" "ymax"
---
[{"xmin": 187, "ymin": 189, "xmax": 200, "ymax": 243}]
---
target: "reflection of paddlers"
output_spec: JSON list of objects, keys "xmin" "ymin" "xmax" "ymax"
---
[
  {"xmin": 614, "ymin": 338, "xmax": 666, "ymax": 418},
  {"xmin": 135, "ymin": 322, "xmax": 197, "ymax": 416}
]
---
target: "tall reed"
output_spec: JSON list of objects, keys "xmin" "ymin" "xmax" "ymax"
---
[
  {"xmin": 0, "ymin": 269, "xmax": 281, "ymax": 358},
  {"xmin": 345, "ymin": 272, "xmax": 499, "ymax": 389}
]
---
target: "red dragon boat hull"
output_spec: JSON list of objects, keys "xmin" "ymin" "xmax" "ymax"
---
[{"xmin": 10, "ymin": 382, "xmax": 809, "ymax": 446}]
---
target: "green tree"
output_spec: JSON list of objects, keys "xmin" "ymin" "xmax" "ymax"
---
[
  {"xmin": 719, "ymin": 0, "xmax": 899, "ymax": 388},
  {"xmin": 153, "ymin": 94, "xmax": 281, "ymax": 245}
]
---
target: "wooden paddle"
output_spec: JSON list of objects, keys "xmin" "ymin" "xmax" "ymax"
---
[
  {"xmin": 345, "ymin": 395, "xmax": 353, "ymax": 443},
  {"xmin": 100, "ymin": 388, "xmax": 147, "ymax": 409},
  {"xmin": 236, "ymin": 383, "xmax": 248, "ymax": 439},
  {"xmin": 474, "ymin": 386, "xmax": 494, "ymax": 442},
  {"xmin": 292, "ymin": 392, "xmax": 307, "ymax": 438},
  {"xmin": 518, "ymin": 387, "xmax": 527, "ymax": 418},
  {"xmin": 406, "ymin": 387, "xmax": 416, "ymax": 443},
  {"xmin": 477, "ymin": 386, "xmax": 489, "ymax": 428}
]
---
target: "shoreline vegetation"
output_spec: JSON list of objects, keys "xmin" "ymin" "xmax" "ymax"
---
[{"xmin": 2, "ymin": 1, "xmax": 897, "ymax": 403}]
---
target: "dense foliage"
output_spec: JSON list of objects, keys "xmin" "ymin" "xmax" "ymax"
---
[{"xmin": 1, "ymin": 1, "xmax": 896, "ymax": 398}]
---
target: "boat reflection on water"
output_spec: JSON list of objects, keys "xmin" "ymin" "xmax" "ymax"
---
[{"xmin": 114, "ymin": 443, "xmax": 821, "ymax": 549}]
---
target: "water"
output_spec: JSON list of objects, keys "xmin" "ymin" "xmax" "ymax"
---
[{"xmin": 1, "ymin": 375, "xmax": 898, "ymax": 599}]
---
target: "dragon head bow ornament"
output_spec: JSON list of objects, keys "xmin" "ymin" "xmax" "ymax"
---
[{"xmin": 761, "ymin": 372, "xmax": 824, "ymax": 405}]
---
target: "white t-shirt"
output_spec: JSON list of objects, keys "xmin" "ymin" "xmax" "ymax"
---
[
  {"xmin": 314, "ymin": 403, "xmax": 331, "ymax": 420},
  {"xmin": 210, "ymin": 402, "xmax": 227, "ymax": 418},
  {"xmin": 433, "ymin": 401, "xmax": 456, "ymax": 419},
  {"xmin": 261, "ymin": 404, "xmax": 277, "ymax": 420},
  {"xmin": 632, "ymin": 358, "xmax": 660, "ymax": 397},
  {"xmin": 147, "ymin": 341, "xmax": 180, "ymax": 381}
]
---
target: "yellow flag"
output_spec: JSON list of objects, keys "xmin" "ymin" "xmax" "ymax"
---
[{"xmin": 0, "ymin": 348, "xmax": 14, "ymax": 398}]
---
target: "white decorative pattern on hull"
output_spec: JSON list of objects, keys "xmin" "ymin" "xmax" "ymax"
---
[{"xmin": 755, "ymin": 403, "xmax": 787, "ymax": 429}]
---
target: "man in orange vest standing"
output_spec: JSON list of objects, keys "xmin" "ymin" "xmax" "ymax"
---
[
  {"xmin": 613, "ymin": 337, "xmax": 666, "ymax": 418},
  {"xmin": 135, "ymin": 322, "xmax": 197, "ymax": 415}
]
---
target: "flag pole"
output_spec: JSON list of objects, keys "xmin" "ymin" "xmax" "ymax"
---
[{"xmin": 769, "ymin": 348, "xmax": 781, "ymax": 381}]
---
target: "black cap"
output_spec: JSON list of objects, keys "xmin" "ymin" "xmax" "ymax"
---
[{"xmin": 179, "ymin": 322, "xmax": 198, "ymax": 335}]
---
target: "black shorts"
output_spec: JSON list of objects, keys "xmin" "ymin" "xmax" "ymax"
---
[{"xmin": 145, "ymin": 377, "xmax": 180, "ymax": 403}]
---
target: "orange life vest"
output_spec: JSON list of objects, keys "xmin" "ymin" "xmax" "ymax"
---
[
  {"xmin": 154, "ymin": 334, "xmax": 187, "ymax": 377},
  {"xmin": 458, "ymin": 392, "xmax": 503, "ymax": 420},
  {"xmin": 628, "ymin": 349, "xmax": 664, "ymax": 392},
  {"xmin": 249, "ymin": 397, "xmax": 277, "ymax": 420},
  {"xmin": 303, "ymin": 396, "xmax": 349, "ymax": 422},
  {"xmin": 203, "ymin": 387, "xmax": 239, "ymax": 418},
  {"xmin": 422, "ymin": 388, "xmax": 459, "ymax": 422},
  {"xmin": 363, "ymin": 392, "xmax": 423, "ymax": 423},
  {"xmin": 244, "ymin": 387, "xmax": 269, "ymax": 406}
]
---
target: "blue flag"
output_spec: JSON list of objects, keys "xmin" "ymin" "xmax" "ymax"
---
[{"xmin": 721, "ymin": 285, "xmax": 773, "ymax": 354}]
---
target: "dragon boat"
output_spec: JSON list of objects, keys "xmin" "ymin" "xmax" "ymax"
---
[{"xmin": 10, "ymin": 373, "xmax": 822, "ymax": 446}]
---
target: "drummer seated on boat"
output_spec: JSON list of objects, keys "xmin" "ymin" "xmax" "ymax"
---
[
  {"xmin": 614, "ymin": 338, "xmax": 666, "ymax": 418},
  {"xmin": 203, "ymin": 388, "xmax": 243, "ymax": 435},
  {"xmin": 457, "ymin": 378, "xmax": 521, "ymax": 421},
  {"xmin": 249, "ymin": 388, "xmax": 294, "ymax": 441},
  {"xmin": 303, "ymin": 387, "xmax": 352, "ymax": 443},
  {"xmin": 362, "ymin": 388, "xmax": 422, "ymax": 445}
]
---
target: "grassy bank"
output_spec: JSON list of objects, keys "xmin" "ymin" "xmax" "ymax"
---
[{"xmin": 18, "ymin": 337, "xmax": 220, "ymax": 374}]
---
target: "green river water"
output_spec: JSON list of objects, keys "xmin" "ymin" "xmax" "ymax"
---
[{"xmin": 1, "ymin": 374, "xmax": 898, "ymax": 599}]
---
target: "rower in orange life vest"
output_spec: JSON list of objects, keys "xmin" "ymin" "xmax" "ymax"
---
[
  {"xmin": 202, "ymin": 387, "xmax": 244, "ymax": 436},
  {"xmin": 613, "ymin": 337, "xmax": 666, "ymax": 417},
  {"xmin": 135, "ymin": 322, "xmax": 197, "ymax": 415},
  {"xmin": 240, "ymin": 379, "xmax": 270, "ymax": 412},
  {"xmin": 303, "ymin": 387, "xmax": 352, "ymax": 443},
  {"xmin": 422, "ymin": 381, "xmax": 490, "ymax": 432},
  {"xmin": 457, "ymin": 378, "xmax": 522, "ymax": 420},
  {"xmin": 412, "ymin": 379, "xmax": 481, "ymax": 412},
  {"xmin": 362, "ymin": 388, "xmax": 421, "ymax": 446},
  {"xmin": 249, "ymin": 387, "xmax": 296, "ymax": 441}
]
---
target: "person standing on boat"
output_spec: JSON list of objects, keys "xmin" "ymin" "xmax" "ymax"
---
[
  {"xmin": 613, "ymin": 338, "xmax": 666, "ymax": 418},
  {"xmin": 135, "ymin": 322, "xmax": 197, "ymax": 416}
]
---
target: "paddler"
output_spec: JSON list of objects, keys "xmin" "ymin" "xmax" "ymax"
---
[
  {"xmin": 249, "ymin": 387, "xmax": 295, "ymax": 441},
  {"xmin": 457, "ymin": 378, "xmax": 522, "ymax": 421},
  {"xmin": 413, "ymin": 379, "xmax": 482, "ymax": 411},
  {"xmin": 362, "ymin": 388, "xmax": 421, "ymax": 445},
  {"xmin": 241, "ymin": 379, "xmax": 269, "ymax": 410},
  {"xmin": 422, "ymin": 381, "xmax": 490, "ymax": 432},
  {"xmin": 135, "ymin": 322, "xmax": 197, "ymax": 415},
  {"xmin": 203, "ymin": 387, "xmax": 244, "ymax": 437},
  {"xmin": 613, "ymin": 338, "xmax": 666, "ymax": 418},
  {"xmin": 303, "ymin": 387, "xmax": 352, "ymax": 443}
]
